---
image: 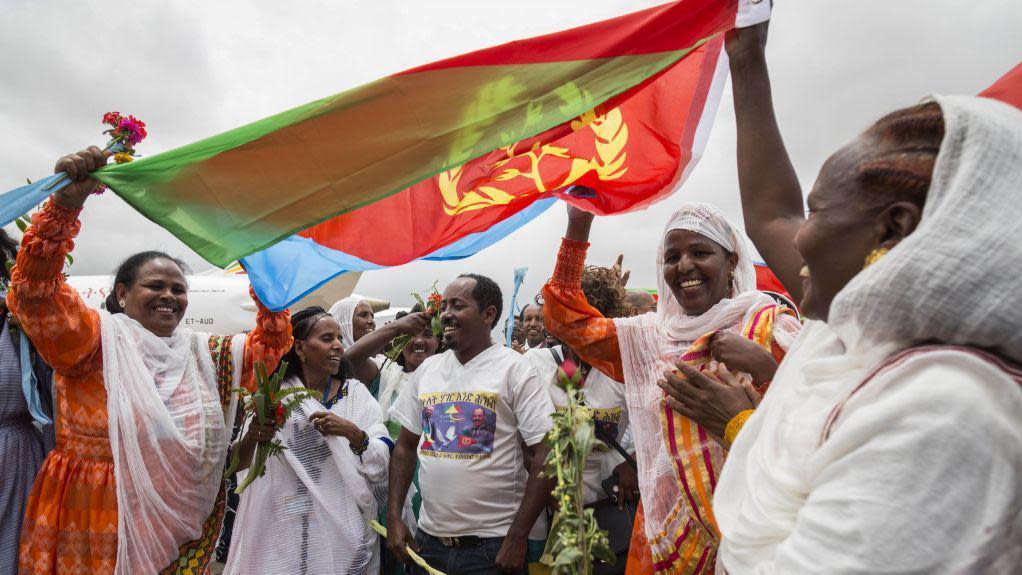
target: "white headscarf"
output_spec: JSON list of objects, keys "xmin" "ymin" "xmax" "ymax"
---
[
  {"xmin": 829, "ymin": 95, "xmax": 1022, "ymax": 363},
  {"xmin": 329, "ymin": 296, "xmax": 366, "ymax": 348},
  {"xmin": 649, "ymin": 202, "xmax": 772, "ymax": 353},
  {"xmin": 715, "ymin": 95, "xmax": 1022, "ymax": 572}
]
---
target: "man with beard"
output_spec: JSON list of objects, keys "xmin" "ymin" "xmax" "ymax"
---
[{"xmin": 387, "ymin": 274, "xmax": 555, "ymax": 575}]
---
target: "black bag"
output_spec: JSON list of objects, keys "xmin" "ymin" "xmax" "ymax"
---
[{"xmin": 589, "ymin": 431, "xmax": 639, "ymax": 575}]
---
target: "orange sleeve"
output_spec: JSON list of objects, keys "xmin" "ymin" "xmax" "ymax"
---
[
  {"xmin": 6, "ymin": 199, "xmax": 101, "ymax": 376},
  {"xmin": 541, "ymin": 238, "xmax": 625, "ymax": 383},
  {"xmin": 238, "ymin": 286, "xmax": 292, "ymax": 391}
]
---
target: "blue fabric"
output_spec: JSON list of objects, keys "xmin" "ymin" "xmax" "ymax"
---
[
  {"xmin": 0, "ymin": 174, "xmax": 69, "ymax": 228},
  {"xmin": 505, "ymin": 268, "xmax": 528, "ymax": 347},
  {"xmin": 242, "ymin": 198, "xmax": 556, "ymax": 311},
  {"xmin": 19, "ymin": 331, "xmax": 51, "ymax": 425}
]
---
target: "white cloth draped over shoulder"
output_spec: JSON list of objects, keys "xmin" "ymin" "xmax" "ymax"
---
[
  {"xmin": 99, "ymin": 311, "xmax": 232, "ymax": 575},
  {"xmin": 225, "ymin": 376, "xmax": 390, "ymax": 575},
  {"xmin": 610, "ymin": 204, "xmax": 800, "ymax": 545},
  {"xmin": 330, "ymin": 296, "xmax": 365, "ymax": 348},
  {"xmin": 714, "ymin": 96, "xmax": 1022, "ymax": 574}
]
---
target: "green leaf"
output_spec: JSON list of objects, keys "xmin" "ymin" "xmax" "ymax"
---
[
  {"xmin": 253, "ymin": 394, "xmax": 266, "ymax": 424},
  {"xmin": 15, "ymin": 218, "xmax": 28, "ymax": 233},
  {"xmin": 277, "ymin": 387, "xmax": 315, "ymax": 401},
  {"xmin": 573, "ymin": 423, "xmax": 594, "ymax": 457},
  {"xmin": 431, "ymin": 315, "xmax": 442, "ymax": 337},
  {"xmin": 65, "ymin": 253, "xmax": 74, "ymax": 266},
  {"xmin": 551, "ymin": 547, "xmax": 583, "ymax": 569},
  {"xmin": 224, "ymin": 443, "xmax": 242, "ymax": 477},
  {"xmin": 412, "ymin": 292, "xmax": 426, "ymax": 308}
]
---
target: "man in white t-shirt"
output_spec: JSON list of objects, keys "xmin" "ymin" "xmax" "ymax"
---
[{"xmin": 387, "ymin": 273, "xmax": 555, "ymax": 575}]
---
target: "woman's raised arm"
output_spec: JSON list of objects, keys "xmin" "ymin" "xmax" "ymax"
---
[
  {"xmin": 727, "ymin": 22, "xmax": 806, "ymax": 301},
  {"xmin": 239, "ymin": 287, "xmax": 292, "ymax": 391},
  {"xmin": 542, "ymin": 204, "xmax": 625, "ymax": 383},
  {"xmin": 6, "ymin": 147, "xmax": 110, "ymax": 375}
]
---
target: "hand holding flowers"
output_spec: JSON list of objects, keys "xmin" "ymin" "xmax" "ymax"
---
[
  {"xmin": 46, "ymin": 112, "xmax": 148, "ymax": 199},
  {"xmin": 384, "ymin": 283, "xmax": 443, "ymax": 365},
  {"xmin": 227, "ymin": 361, "xmax": 316, "ymax": 494}
]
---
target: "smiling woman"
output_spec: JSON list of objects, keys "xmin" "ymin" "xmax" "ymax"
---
[
  {"xmin": 225, "ymin": 307, "xmax": 391, "ymax": 575},
  {"xmin": 7, "ymin": 147, "xmax": 293, "ymax": 575},
  {"xmin": 104, "ymin": 251, "xmax": 190, "ymax": 335},
  {"xmin": 541, "ymin": 201, "xmax": 801, "ymax": 575},
  {"xmin": 713, "ymin": 20, "xmax": 1022, "ymax": 574}
]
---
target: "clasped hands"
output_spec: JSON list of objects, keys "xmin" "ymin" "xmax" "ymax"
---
[{"xmin": 657, "ymin": 331, "xmax": 772, "ymax": 443}]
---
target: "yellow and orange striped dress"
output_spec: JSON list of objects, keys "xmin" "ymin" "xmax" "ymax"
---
[
  {"xmin": 542, "ymin": 238, "xmax": 793, "ymax": 575},
  {"xmin": 6, "ymin": 199, "xmax": 292, "ymax": 575}
]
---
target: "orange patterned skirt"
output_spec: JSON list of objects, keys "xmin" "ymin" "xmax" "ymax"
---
[{"xmin": 20, "ymin": 441, "xmax": 119, "ymax": 575}]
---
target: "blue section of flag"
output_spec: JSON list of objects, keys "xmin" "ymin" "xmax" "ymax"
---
[
  {"xmin": 242, "ymin": 198, "xmax": 556, "ymax": 311},
  {"xmin": 0, "ymin": 174, "xmax": 69, "ymax": 227}
]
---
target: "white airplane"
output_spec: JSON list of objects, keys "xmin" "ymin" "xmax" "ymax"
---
[{"xmin": 66, "ymin": 267, "xmax": 391, "ymax": 335}]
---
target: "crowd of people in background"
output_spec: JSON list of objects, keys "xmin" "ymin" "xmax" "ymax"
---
[{"xmin": 1, "ymin": 19, "xmax": 1021, "ymax": 575}]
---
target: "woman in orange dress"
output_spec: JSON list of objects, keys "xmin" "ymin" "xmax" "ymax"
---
[
  {"xmin": 7, "ymin": 147, "xmax": 292, "ymax": 575},
  {"xmin": 542, "ymin": 202, "xmax": 800, "ymax": 575}
]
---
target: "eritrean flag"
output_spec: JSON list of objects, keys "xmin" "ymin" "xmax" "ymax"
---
[{"xmin": 0, "ymin": 0, "xmax": 770, "ymax": 310}]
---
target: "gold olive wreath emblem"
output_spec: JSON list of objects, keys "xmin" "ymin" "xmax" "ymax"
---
[{"xmin": 439, "ymin": 107, "xmax": 629, "ymax": 216}]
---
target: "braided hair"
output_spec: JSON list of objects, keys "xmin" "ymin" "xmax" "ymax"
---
[{"xmin": 856, "ymin": 102, "xmax": 945, "ymax": 211}]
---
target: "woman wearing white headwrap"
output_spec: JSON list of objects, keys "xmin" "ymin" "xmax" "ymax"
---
[
  {"xmin": 702, "ymin": 21, "xmax": 1022, "ymax": 574},
  {"xmin": 329, "ymin": 296, "xmax": 377, "ymax": 349},
  {"xmin": 542, "ymin": 199, "xmax": 801, "ymax": 575}
]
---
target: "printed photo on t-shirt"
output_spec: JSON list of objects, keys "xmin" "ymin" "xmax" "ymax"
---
[{"xmin": 419, "ymin": 391, "xmax": 498, "ymax": 459}]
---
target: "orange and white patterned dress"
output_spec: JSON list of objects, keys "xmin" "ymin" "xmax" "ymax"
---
[
  {"xmin": 542, "ymin": 238, "xmax": 797, "ymax": 575},
  {"xmin": 6, "ymin": 199, "xmax": 292, "ymax": 575}
]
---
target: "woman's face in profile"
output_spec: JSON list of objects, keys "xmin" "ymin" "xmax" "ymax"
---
[{"xmin": 795, "ymin": 140, "xmax": 884, "ymax": 320}]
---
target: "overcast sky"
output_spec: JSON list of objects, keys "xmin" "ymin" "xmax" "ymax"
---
[{"xmin": 2, "ymin": 1, "xmax": 1020, "ymax": 312}]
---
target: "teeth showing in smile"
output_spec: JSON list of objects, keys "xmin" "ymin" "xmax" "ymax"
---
[
  {"xmin": 800, "ymin": 266, "xmax": 810, "ymax": 279},
  {"xmin": 681, "ymin": 280, "xmax": 704, "ymax": 288},
  {"xmin": 155, "ymin": 306, "xmax": 175, "ymax": 313},
  {"xmin": 443, "ymin": 326, "xmax": 457, "ymax": 334}
]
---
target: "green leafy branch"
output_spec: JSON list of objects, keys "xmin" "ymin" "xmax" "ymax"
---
[
  {"xmin": 225, "ymin": 360, "xmax": 317, "ymax": 493},
  {"xmin": 543, "ymin": 360, "xmax": 614, "ymax": 575}
]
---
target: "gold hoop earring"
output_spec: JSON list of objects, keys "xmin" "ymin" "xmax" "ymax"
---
[
  {"xmin": 863, "ymin": 247, "xmax": 889, "ymax": 269},
  {"xmin": 118, "ymin": 299, "xmax": 126, "ymax": 308}
]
